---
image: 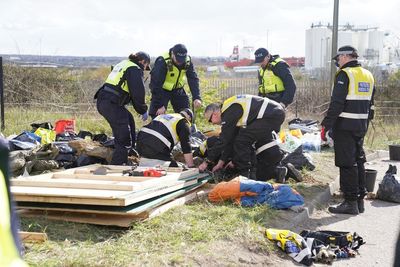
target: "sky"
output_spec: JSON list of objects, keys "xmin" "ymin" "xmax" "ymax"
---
[{"xmin": 0, "ymin": 0, "xmax": 399, "ymax": 58}]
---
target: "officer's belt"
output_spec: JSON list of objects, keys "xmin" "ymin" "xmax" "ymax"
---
[
  {"xmin": 141, "ymin": 127, "xmax": 172, "ymax": 148},
  {"xmin": 101, "ymin": 85, "xmax": 123, "ymax": 97},
  {"xmin": 256, "ymin": 140, "xmax": 278, "ymax": 155}
]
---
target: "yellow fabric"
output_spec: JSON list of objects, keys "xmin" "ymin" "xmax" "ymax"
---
[
  {"xmin": 161, "ymin": 52, "xmax": 190, "ymax": 91},
  {"xmin": 341, "ymin": 66, "xmax": 374, "ymax": 100},
  {"xmin": 34, "ymin": 128, "xmax": 56, "ymax": 145},
  {"xmin": 153, "ymin": 113, "xmax": 185, "ymax": 145},
  {"xmin": 221, "ymin": 94, "xmax": 253, "ymax": 127},
  {"xmin": 258, "ymin": 58, "xmax": 285, "ymax": 94},
  {"xmin": 0, "ymin": 170, "xmax": 28, "ymax": 267},
  {"xmin": 265, "ymin": 228, "xmax": 303, "ymax": 249},
  {"xmin": 105, "ymin": 59, "xmax": 139, "ymax": 93}
]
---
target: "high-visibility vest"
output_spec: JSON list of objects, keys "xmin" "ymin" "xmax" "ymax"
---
[
  {"xmin": 266, "ymin": 228, "xmax": 312, "ymax": 264},
  {"xmin": 0, "ymin": 170, "xmax": 29, "ymax": 267},
  {"xmin": 161, "ymin": 52, "xmax": 191, "ymax": 90},
  {"xmin": 141, "ymin": 114, "xmax": 187, "ymax": 148},
  {"xmin": 338, "ymin": 66, "xmax": 374, "ymax": 121},
  {"xmin": 221, "ymin": 94, "xmax": 270, "ymax": 127},
  {"xmin": 258, "ymin": 58, "xmax": 285, "ymax": 94},
  {"xmin": 105, "ymin": 60, "xmax": 140, "ymax": 93}
]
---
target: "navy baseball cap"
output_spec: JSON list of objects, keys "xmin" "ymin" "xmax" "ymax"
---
[
  {"xmin": 172, "ymin": 44, "xmax": 187, "ymax": 63},
  {"xmin": 254, "ymin": 48, "xmax": 269, "ymax": 63},
  {"xmin": 332, "ymin": 45, "xmax": 359, "ymax": 60}
]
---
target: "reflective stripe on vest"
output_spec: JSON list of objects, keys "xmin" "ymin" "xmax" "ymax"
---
[
  {"xmin": 258, "ymin": 58, "xmax": 285, "ymax": 94},
  {"xmin": 338, "ymin": 66, "xmax": 374, "ymax": 120},
  {"xmin": 140, "ymin": 127, "xmax": 172, "ymax": 148},
  {"xmin": 255, "ymin": 140, "xmax": 278, "ymax": 155},
  {"xmin": 153, "ymin": 113, "xmax": 185, "ymax": 145},
  {"xmin": 105, "ymin": 60, "xmax": 139, "ymax": 93},
  {"xmin": 0, "ymin": 170, "xmax": 28, "ymax": 267},
  {"xmin": 221, "ymin": 94, "xmax": 269, "ymax": 127},
  {"xmin": 161, "ymin": 52, "xmax": 190, "ymax": 91}
]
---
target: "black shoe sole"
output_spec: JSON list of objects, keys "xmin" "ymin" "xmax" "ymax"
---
[{"xmin": 286, "ymin": 163, "xmax": 303, "ymax": 182}]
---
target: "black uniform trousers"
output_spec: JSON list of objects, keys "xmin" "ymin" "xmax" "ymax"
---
[
  {"xmin": 233, "ymin": 117, "xmax": 283, "ymax": 176},
  {"xmin": 333, "ymin": 128, "xmax": 367, "ymax": 201},
  {"xmin": 149, "ymin": 88, "xmax": 189, "ymax": 118},
  {"xmin": 136, "ymin": 132, "xmax": 173, "ymax": 162},
  {"xmin": 256, "ymin": 145, "xmax": 285, "ymax": 181},
  {"xmin": 96, "ymin": 91, "xmax": 136, "ymax": 165}
]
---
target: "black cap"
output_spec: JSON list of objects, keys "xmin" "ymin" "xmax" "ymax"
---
[
  {"xmin": 254, "ymin": 48, "xmax": 269, "ymax": 63},
  {"xmin": 332, "ymin": 45, "xmax": 358, "ymax": 60},
  {"xmin": 172, "ymin": 44, "xmax": 188, "ymax": 64}
]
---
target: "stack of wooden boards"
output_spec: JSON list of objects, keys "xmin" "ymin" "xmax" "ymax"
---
[{"xmin": 10, "ymin": 165, "xmax": 211, "ymax": 227}]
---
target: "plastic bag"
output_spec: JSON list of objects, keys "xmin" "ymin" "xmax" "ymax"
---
[{"xmin": 377, "ymin": 164, "xmax": 400, "ymax": 203}]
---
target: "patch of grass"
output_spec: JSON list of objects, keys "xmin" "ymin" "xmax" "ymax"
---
[{"xmin": 22, "ymin": 201, "xmax": 278, "ymax": 266}]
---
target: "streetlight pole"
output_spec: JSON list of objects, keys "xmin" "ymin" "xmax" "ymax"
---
[{"xmin": 330, "ymin": 0, "xmax": 339, "ymax": 85}]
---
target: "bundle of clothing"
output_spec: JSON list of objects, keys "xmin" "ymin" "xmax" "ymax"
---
[
  {"xmin": 266, "ymin": 228, "xmax": 365, "ymax": 266},
  {"xmin": 208, "ymin": 176, "xmax": 304, "ymax": 208}
]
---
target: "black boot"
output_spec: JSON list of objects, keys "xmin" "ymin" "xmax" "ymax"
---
[
  {"xmin": 357, "ymin": 198, "xmax": 365, "ymax": 213},
  {"xmin": 328, "ymin": 200, "xmax": 359, "ymax": 215},
  {"xmin": 285, "ymin": 163, "xmax": 303, "ymax": 182},
  {"xmin": 275, "ymin": 166, "xmax": 288, "ymax": 183}
]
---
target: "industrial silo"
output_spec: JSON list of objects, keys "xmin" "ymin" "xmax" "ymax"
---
[{"xmin": 368, "ymin": 30, "xmax": 384, "ymax": 64}]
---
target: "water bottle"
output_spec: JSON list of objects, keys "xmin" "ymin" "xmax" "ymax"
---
[{"xmin": 285, "ymin": 241, "xmax": 300, "ymax": 254}]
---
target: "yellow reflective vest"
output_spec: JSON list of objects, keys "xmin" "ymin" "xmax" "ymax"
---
[
  {"xmin": 0, "ymin": 170, "xmax": 28, "ymax": 267},
  {"xmin": 161, "ymin": 52, "xmax": 191, "ymax": 90},
  {"xmin": 151, "ymin": 113, "xmax": 189, "ymax": 147},
  {"xmin": 338, "ymin": 66, "xmax": 374, "ymax": 120},
  {"xmin": 105, "ymin": 60, "xmax": 140, "ymax": 93},
  {"xmin": 258, "ymin": 58, "xmax": 285, "ymax": 94},
  {"xmin": 221, "ymin": 94, "xmax": 270, "ymax": 127}
]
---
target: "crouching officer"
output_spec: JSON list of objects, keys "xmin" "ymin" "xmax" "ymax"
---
[
  {"xmin": 95, "ymin": 52, "xmax": 150, "ymax": 165},
  {"xmin": 136, "ymin": 108, "xmax": 195, "ymax": 168},
  {"xmin": 204, "ymin": 94, "xmax": 285, "ymax": 179},
  {"xmin": 321, "ymin": 45, "xmax": 375, "ymax": 215},
  {"xmin": 254, "ymin": 48, "xmax": 297, "ymax": 109},
  {"xmin": 149, "ymin": 44, "xmax": 202, "ymax": 118}
]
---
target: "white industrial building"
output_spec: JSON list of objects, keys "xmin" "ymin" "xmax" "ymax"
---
[{"xmin": 305, "ymin": 23, "xmax": 399, "ymax": 69}]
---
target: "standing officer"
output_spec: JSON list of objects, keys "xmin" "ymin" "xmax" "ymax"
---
[
  {"xmin": 95, "ymin": 52, "xmax": 150, "ymax": 165},
  {"xmin": 204, "ymin": 94, "xmax": 285, "ymax": 179},
  {"xmin": 254, "ymin": 48, "xmax": 297, "ymax": 109},
  {"xmin": 149, "ymin": 44, "xmax": 201, "ymax": 118},
  {"xmin": 321, "ymin": 45, "xmax": 375, "ymax": 215},
  {"xmin": 136, "ymin": 108, "xmax": 195, "ymax": 168}
]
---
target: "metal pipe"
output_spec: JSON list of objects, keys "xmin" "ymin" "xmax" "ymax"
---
[{"xmin": 330, "ymin": 0, "xmax": 339, "ymax": 85}]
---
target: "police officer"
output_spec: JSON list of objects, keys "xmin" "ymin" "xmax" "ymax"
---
[
  {"xmin": 136, "ymin": 108, "xmax": 195, "ymax": 168},
  {"xmin": 254, "ymin": 48, "xmax": 297, "ymax": 108},
  {"xmin": 149, "ymin": 44, "xmax": 201, "ymax": 118},
  {"xmin": 321, "ymin": 45, "xmax": 375, "ymax": 215},
  {"xmin": 204, "ymin": 95, "xmax": 285, "ymax": 179},
  {"xmin": 0, "ymin": 138, "xmax": 28, "ymax": 267},
  {"xmin": 95, "ymin": 52, "xmax": 150, "ymax": 165}
]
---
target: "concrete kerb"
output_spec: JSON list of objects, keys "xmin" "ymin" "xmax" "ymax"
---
[{"xmin": 288, "ymin": 150, "xmax": 388, "ymax": 228}]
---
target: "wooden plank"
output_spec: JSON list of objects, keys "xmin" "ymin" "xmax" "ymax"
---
[
  {"xmin": 11, "ymin": 176, "xmax": 199, "ymax": 206},
  {"xmin": 19, "ymin": 210, "xmax": 140, "ymax": 228},
  {"xmin": 16, "ymin": 179, "xmax": 209, "ymax": 216},
  {"xmin": 11, "ymin": 178, "xmax": 135, "ymax": 191},
  {"xmin": 19, "ymin": 231, "xmax": 48, "ymax": 243},
  {"xmin": 51, "ymin": 173, "xmax": 156, "ymax": 182}
]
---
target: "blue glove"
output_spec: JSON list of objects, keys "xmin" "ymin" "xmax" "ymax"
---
[{"xmin": 141, "ymin": 112, "xmax": 148, "ymax": 121}]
